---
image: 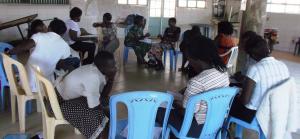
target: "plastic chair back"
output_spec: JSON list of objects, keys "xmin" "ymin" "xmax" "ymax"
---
[
  {"xmin": 2, "ymin": 54, "xmax": 33, "ymax": 97},
  {"xmin": 227, "ymin": 47, "xmax": 239, "ymax": 68},
  {"xmin": 109, "ymin": 91, "xmax": 174, "ymax": 139},
  {"xmin": 33, "ymin": 66, "xmax": 64, "ymax": 120},
  {"xmin": 0, "ymin": 43, "xmax": 17, "ymax": 86},
  {"xmin": 180, "ymin": 87, "xmax": 238, "ymax": 139}
]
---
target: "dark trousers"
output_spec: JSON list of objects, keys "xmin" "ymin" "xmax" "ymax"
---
[
  {"xmin": 156, "ymin": 108, "xmax": 203, "ymax": 138},
  {"xmin": 70, "ymin": 41, "xmax": 96, "ymax": 65},
  {"xmin": 229, "ymin": 97, "xmax": 256, "ymax": 123},
  {"xmin": 56, "ymin": 57, "xmax": 80, "ymax": 71}
]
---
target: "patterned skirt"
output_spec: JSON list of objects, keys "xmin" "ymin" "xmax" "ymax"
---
[{"xmin": 57, "ymin": 93, "xmax": 109, "ymax": 139}]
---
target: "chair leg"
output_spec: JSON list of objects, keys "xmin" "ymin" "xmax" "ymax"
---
[
  {"xmin": 170, "ymin": 50, "xmax": 174, "ymax": 70},
  {"xmin": 18, "ymin": 97, "xmax": 26, "ymax": 133},
  {"xmin": 235, "ymin": 124, "xmax": 243, "ymax": 138},
  {"xmin": 42, "ymin": 114, "xmax": 48, "ymax": 139},
  {"xmin": 47, "ymin": 123, "xmax": 56, "ymax": 139},
  {"xmin": 163, "ymin": 50, "xmax": 167, "ymax": 65},
  {"xmin": 174, "ymin": 52, "xmax": 179, "ymax": 71},
  {"xmin": 11, "ymin": 94, "xmax": 16, "ymax": 123},
  {"xmin": 164, "ymin": 128, "xmax": 171, "ymax": 139},
  {"xmin": 123, "ymin": 48, "xmax": 127, "ymax": 64},
  {"xmin": 1, "ymin": 84, "xmax": 5, "ymax": 111}
]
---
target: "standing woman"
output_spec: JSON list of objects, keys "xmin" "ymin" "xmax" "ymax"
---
[
  {"xmin": 93, "ymin": 13, "xmax": 120, "ymax": 54},
  {"xmin": 64, "ymin": 7, "xmax": 97, "ymax": 65},
  {"xmin": 124, "ymin": 15, "xmax": 151, "ymax": 65}
]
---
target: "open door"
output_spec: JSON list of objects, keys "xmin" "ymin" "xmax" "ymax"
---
[{"xmin": 148, "ymin": 0, "xmax": 176, "ymax": 37}]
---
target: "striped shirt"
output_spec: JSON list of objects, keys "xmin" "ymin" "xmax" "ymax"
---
[
  {"xmin": 183, "ymin": 68, "xmax": 230, "ymax": 124},
  {"xmin": 246, "ymin": 57, "xmax": 289, "ymax": 110}
]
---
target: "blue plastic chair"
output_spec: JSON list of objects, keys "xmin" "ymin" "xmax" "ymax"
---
[
  {"xmin": 165, "ymin": 87, "xmax": 239, "ymax": 139},
  {"xmin": 163, "ymin": 49, "xmax": 175, "ymax": 70},
  {"xmin": 3, "ymin": 134, "xmax": 30, "ymax": 139},
  {"xmin": 123, "ymin": 25, "xmax": 135, "ymax": 64},
  {"xmin": 109, "ymin": 91, "xmax": 174, "ymax": 139},
  {"xmin": 0, "ymin": 42, "xmax": 32, "ymax": 113},
  {"xmin": 226, "ymin": 116, "xmax": 266, "ymax": 139}
]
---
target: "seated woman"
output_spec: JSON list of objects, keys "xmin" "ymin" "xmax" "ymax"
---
[
  {"xmin": 214, "ymin": 21, "xmax": 236, "ymax": 64},
  {"xmin": 147, "ymin": 18, "xmax": 181, "ymax": 70},
  {"xmin": 93, "ymin": 13, "xmax": 120, "ymax": 54},
  {"xmin": 26, "ymin": 19, "xmax": 80, "ymax": 72},
  {"xmin": 55, "ymin": 51, "xmax": 117, "ymax": 139},
  {"xmin": 7, "ymin": 19, "xmax": 72, "ymax": 92},
  {"xmin": 64, "ymin": 7, "xmax": 97, "ymax": 65},
  {"xmin": 156, "ymin": 36, "xmax": 229, "ymax": 138},
  {"xmin": 124, "ymin": 15, "xmax": 151, "ymax": 65},
  {"xmin": 229, "ymin": 35, "xmax": 290, "ymax": 123}
]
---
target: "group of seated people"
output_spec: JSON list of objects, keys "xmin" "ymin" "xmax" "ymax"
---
[{"xmin": 2, "ymin": 6, "xmax": 291, "ymax": 139}]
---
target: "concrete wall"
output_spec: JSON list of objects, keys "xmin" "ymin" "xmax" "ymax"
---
[
  {"xmin": 265, "ymin": 13, "xmax": 300, "ymax": 53},
  {"xmin": 0, "ymin": 0, "xmax": 213, "ymax": 41}
]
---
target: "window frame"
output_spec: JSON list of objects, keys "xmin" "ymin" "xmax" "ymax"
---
[
  {"xmin": 0, "ymin": 0, "xmax": 69, "ymax": 4},
  {"xmin": 267, "ymin": 0, "xmax": 300, "ymax": 14},
  {"xmin": 117, "ymin": 0, "xmax": 148, "ymax": 6},
  {"xmin": 178, "ymin": 0, "xmax": 207, "ymax": 9}
]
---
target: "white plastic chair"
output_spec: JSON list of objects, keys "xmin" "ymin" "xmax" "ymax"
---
[
  {"xmin": 32, "ymin": 66, "xmax": 80, "ymax": 139},
  {"xmin": 220, "ymin": 46, "xmax": 239, "ymax": 75},
  {"xmin": 1, "ymin": 53, "xmax": 39, "ymax": 133}
]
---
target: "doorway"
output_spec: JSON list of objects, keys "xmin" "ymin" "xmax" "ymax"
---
[{"xmin": 148, "ymin": 0, "xmax": 176, "ymax": 36}]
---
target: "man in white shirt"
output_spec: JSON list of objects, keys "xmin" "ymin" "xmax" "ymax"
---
[
  {"xmin": 64, "ymin": 7, "xmax": 97, "ymax": 65},
  {"xmin": 229, "ymin": 35, "xmax": 290, "ymax": 123},
  {"xmin": 55, "ymin": 51, "xmax": 117, "ymax": 138},
  {"xmin": 8, "ymin": 19, "xmax": 72, "ymax": 92}
]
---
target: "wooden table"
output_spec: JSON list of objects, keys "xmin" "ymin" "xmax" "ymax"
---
[{"xmin": 0, "ymin": 14, "xmax": 38, "ymax": 40}]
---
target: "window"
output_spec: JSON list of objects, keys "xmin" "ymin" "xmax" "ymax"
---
[
  {"xmin": 178, "ymin": 0, "xmax": 206, "ymax": 8},
  {"xmin": 0, "ymin": 0, "xmax": 69, "ymax": 4},
  {"xmin": 118, "ymin": 0, "xmax": 147, "ymax": 5},
  {"xmin": 267, "ymin": 0, "xmax": 300, "ymax": 14},
  {"xmin": 149, "ymin": 0, "xmax": 176, "ymax": 18},
  {"xmin": 164, "ymin": 0, "xmax": 176, "ymax": 17},
  {"xmin": 150, "ymin": 0, "xmax": 162, "ymax": 17}
]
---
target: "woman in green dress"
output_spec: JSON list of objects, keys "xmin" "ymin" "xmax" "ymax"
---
[{"xmin": 124, "ymin": 15, "xmax": 151, "ymax": 65}]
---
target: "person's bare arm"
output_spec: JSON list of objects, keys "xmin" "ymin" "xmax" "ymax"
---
[
  {"xmin": 239, "ymin": 77, "xmax": 256, "ymax": 105},
  {"xmin": 9, "ymin": 39, "xmax": 35, "ymax": 55}
]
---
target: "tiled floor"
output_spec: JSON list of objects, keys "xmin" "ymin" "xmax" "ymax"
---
[{"xmin": 0, "ymin": 49, "xmax": 299, "ymax": 139}]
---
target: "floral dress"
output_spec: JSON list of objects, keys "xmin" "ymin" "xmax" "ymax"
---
[
  {"xmin": 124, "ymin": 25, "xmax": 151, "ymax": 63},
  {"xmin": 101, "ymin": 24, "xmax": 120, "ymax": 53}
]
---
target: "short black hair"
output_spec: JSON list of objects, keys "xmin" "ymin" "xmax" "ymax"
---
[
  {"xmin": 187, "ymin": 36, "xmax": 227, "ymax": 72},
  {"xmin": 218, "ymin": 21, "xmax": 234, "ymax": 35},
  {"xmin": 94, "ymin": 51, "xmax": 115, "ymax": 68},
  {"xmin": 241, "ymin": 31, "xmax": 257, "ymax": 40},
  {"xmin": 244, "ymin": 35, "xmax": 269, "ymax": 58},
  {"xmin": 49, "ymin": 18, "xmax": 67, "ymax": 35},
  {"xmin": 103, "ymin": 13, "xmax": 112, "ymax": 21},
  {"xmin": 169, "ymin": 18, "xmax": 176, "ymax": 23},
  {"xmin": 134, "ymin": 15, "xmax": 144, "ymax": 25},
  {"xmin": 29, "ymin": 19, "xmax": 44, "ymax": 37},
  {"xmin": 191, "ymin": 25, "xmax": 201, "ymax": 36},
  {"xmin": 70, "ymin": 7, "xmax": 82, "ymax": 19}
]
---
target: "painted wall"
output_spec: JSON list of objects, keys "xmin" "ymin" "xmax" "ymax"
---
[
  {"xmin": 0, "ymin": 0, "xmax": 213, "ymax": 41},
  {"xmin": 265, "ymin": 13, "xmax": 300, "ymax": 53},
  {"xmin": 0, "ymin": 4, "xmax": 70, "ymax": 41}
]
